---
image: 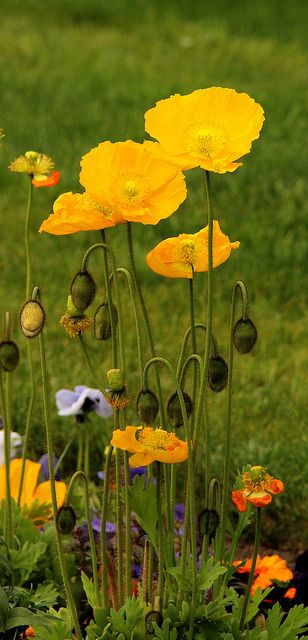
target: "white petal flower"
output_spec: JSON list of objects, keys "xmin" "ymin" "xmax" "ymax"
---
[
  {"xmin": 55, "ymin": 385, "xmax": 112, "ymax": 418},
  {"xmin": 0, "ymin": 429, "xmax": 23, "ymax": 465}
]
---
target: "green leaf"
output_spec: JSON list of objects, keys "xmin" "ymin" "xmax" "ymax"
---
[
  {"xmin": 266, "ymin": 602, "xmax": 308, "ymax": 640},
  {"xmin": 5, "ymin": 607, "xmax": 56, "ymax": 631},
  {"xmin": 197, "ymin": 558, "xmax": 227, "ymax": 592},
  {"xmin": 81, "ymin": 571, "xmax": 100, "ymax": 609},
  {"xmin": 32, "ymin": 582, "xmax": 60, "ymax": 609},
  {"xmin": 244, "ymin": 586, "xmax": 272, "ymax": 624},
  {"xmin": 32, "ymin": 607, "xmax": 72, "ymax": 640},
  {"xmin": 128, "ymin": 475, "xmax": 158, "ymax": 548},
  {"xmin": 0, "ymin": 585, "xmax": 9, "ymax": 632},
  {"xmin": 10, "ymin": 540, "xmax": 47, "ymax": 584}
]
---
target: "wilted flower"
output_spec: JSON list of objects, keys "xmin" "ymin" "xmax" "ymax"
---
[
  {"xmin": 145, "ymin": 87, "xmax": 264, "ymax": 173},
  {"xmin": 0, "ymin": 425, "xmax": 22, "ymax": 464},
  {"xmin": 111, "ymin": 425, "xmax": 188, "ymax": 467},
  {"xmin": 9, "ymin": 150, "xmax": 59, "ymax": 184},
  {"xmin": 56, "ymin": 385, "xmax": 112, "ymax": 419},
  {"xmin": 146, "ymin": 222, "xmax": 239, "ymax": 278},
  {"xmin": 60, "ymin": 295, "xmax": 92, "ymax": 338},
  {"xmin": 232, "ymin": 465, "xmax": 284, "ymax": 512}
]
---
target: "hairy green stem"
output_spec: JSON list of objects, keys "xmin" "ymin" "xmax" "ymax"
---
[
  {"xmin": 66, "ymin": 471, "xmax": 100, "ymax": 604},
  {"xmin": 239, "ymin": 508, "xmax": 261, "ymax": 629},
  {"xmin": 38, "ymin": 329, "xmax": 82, "ymax": 639},
  {"xmin": 127, "ymin": 222, "xmax": 165, "ymax": 426},
  {"xmin": 100, "ymin": 446, "xmax": 114, "ymax": 608},
  {"xmin": 0, "ymin": 368, "xmax": 12, "ymax": 546}
]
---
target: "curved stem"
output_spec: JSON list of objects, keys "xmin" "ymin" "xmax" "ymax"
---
[
  {"xmin": 239, "ymin": 508, "xmax": 261, "ymax": 629},
  {"xmin": 66, "ymin": 471, "xmax": 100, "ymax": 604},
  {"xmin": 127, "ymin": 222, "xmax": 165, "ymax": 425},
  {"xmin": 38, "ymin": 329, "xmax": 82, "ymax": 639},
  {"xmin": 176, "ymin": 323, "xmax": 218, "ymax": 379},
  {"xmin": 143, "ymin": 357, "xmax": 197, "ymax": 636},
  {"xmin": 218, "ymin": 280, "xmax": 249, "ymax": 562}
]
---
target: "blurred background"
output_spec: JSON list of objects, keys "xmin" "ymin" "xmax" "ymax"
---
[{"xmin": 0, "ymin": 0, "xmax": 307, "ymax": 549}]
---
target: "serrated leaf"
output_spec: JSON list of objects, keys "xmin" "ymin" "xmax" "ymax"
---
[
  {"xmin": 197, "ymin": 558, "xmax": 227, "ymax": 591},
  {"xmin": 81, "ymin": 571, "xmax": 100, "ymax": 609},
  {"xmin": 33, "ymin": 582, "xmax": 59, "ymax": 609},
  {"xmin": 244, "ymin": 586, "xmax": 272, "ymax": 624},
  {"xmin": 10, "ymin": 540, "xmax": 47, "ymax": 583},
  {"xmin": 266, "ymin": 602, "xmax": 308, "ymax": 640},
  {"xmin": 5, "ymin": 607, "xmax": 56, "ymax": 631}
]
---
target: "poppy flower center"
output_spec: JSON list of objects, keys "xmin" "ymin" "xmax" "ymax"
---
[
  {"xmin": 242, "ymin": 466, "xmax": 273, "ymax": 494},
  {"xmin": 115, "ymin": 174, "xmax": 150, "ymax": 208},
  {"xmin": 185, "ymin": 122, "xmax": 227, "ymax": 158},
  {"xmin": 180, "ymin": 239, "xmax": 197, "ymax": 265},
  {"xmin": 138, "ymin": 427, "xmax": 178, "ymax": 452}
]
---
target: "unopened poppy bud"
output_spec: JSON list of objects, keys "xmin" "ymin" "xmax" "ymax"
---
[
  {"xmin": 233, "ymin": 318, "xmax": 257, "ymax": 354},
  {"xmin": 208, "ymin": 356, "xmax": 228, "ymax": 392},
  {"xmin": 107, "ymin": 368, "xmax": 124, "ymax": 392},
  {"xmin": 20, "ymin": 300, "xmax": 45, "ymax": 338},
  {"xmin": 70, "ymin": 270, "xmax": 96, "ymax": 311},
  {"xmin": 106, "ymin": 369, "xmax": 129, "ymax": 410},
  {"xmin": 137, "ymin": 389, "xmax": 159, "ymax": 424},
  {"xmin": 0, "ymin": 340, "xmax": 20, "ymax": 372},
  {"xmin": 94, "ymin": 303, "xmax": 118, "ymax": 340},
  {"xmin": 56, "ymin": 505, "xmax": 77, "ymax": 535},
  {"xmin": 198, "ymin": 508, "xmax": 219, "ymax": 541},
  {"xmin": 167, "ymin": 391, "xmax": 193, "ymax": 428},
  {"xmin": 145, "ymin": 611, "xmax": 163, "ymax": 633}
]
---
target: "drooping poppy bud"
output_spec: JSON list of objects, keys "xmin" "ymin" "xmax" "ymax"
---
[
  {"xmin": 94, "ymin": 303, "xmax": 118, "ymax": 340},
  {"xmin": 70, "ymin": 270, "xmax": 96, "ymax": 311},
  {"xmin": 0, "ymin": 340, "xmax": 20, "ymax": 372},
  {"xmin": 208, "ymin": 356, "xmax": 228, "ymax": 392},
  {"xmin": 167, "ymin": 391, "xmax": 192, "ymax": 428},
  {"xmin": 20, "ymin": 300, "xmax": 45, "ymax": 338},
  {"xmin": 198, "ymin": 508, "xmax": 219, "ymax": 541},
  {"xmin": 145, "ymin": 611, "xmax": 163, "ymax": 634},
  {"xmin": 56, "ymin": 505, "xmax": 77, "ymax": 534},
  {"xmin": 233, "ymin": 318, "xmax": 257, "ymax": 354},
  {"xmin": 137, "ymin": 389, "xmax": 159, "ymax": 424}
]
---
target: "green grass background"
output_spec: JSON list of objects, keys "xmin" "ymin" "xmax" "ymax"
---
[{"xmin": 1, "ymin": 0, "xmax": 307, "ymax": 549}]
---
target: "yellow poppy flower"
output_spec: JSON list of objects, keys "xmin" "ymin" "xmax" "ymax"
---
[
  {"xmin": 0, "ymin": 458, "xmax": 66, "ymax": 521},
  {"xmin": 79, "ymin": 140, "xmax": 187, "ymax": 225},
  {"xmin": 145, "ymin": 87, "xmax": 264, "ymax": 173},
  {"xmin": 146, "ymin": 221, "xmax": 239, "ymax": 278},
  {"xmin": 111, "ymin": 425, "xmax": 188, "ymax": 467},
  {"xmin": 39, "ymin": 191, "xmax": 116, "ymax": 235},
  {"xmin": 232, "ymin": 465, "xmax": 284, "ymax": 512}
]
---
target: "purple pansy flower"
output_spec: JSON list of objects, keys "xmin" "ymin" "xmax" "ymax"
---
[
  {"xmin": 55, "ymin": 385, "xmax": 112, "ymax": 419},
  {"xmin": 39, "ymin": 452, "xmax": 61, "ymax": 481}
]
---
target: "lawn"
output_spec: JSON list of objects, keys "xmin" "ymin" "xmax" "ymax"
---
[{"xmin": 0, "ymin": 0, "xmax": 307, "ymax": 549}]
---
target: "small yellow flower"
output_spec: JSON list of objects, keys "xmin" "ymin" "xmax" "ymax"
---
[
  {"xmin": 111, "ymin": 425, "xmax": 188, "ymax": 467},
  {"xmin": 9, "ymin": 150, "xmax": 54, "ymax": 180}
]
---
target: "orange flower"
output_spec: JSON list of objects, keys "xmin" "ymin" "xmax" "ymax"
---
[
  {"xmin": 79, "ymin": 140, "xmax": 187, "ymax": 225},
  {"xmin": 25, "ymin": 627, "xmax": 36, "ymax": 637},
  {"xmin": 0, "ymin": 459, "xmax": 66, "ymax": 521},
  {"xmin": 32, "ymin": 170, "xmax": 60, "ymax": 188},
  {"xmin": 232, "ymin": 465, "xmax": 284, "ymax": 512},
  {"xmin": 111, "ymin": 425, "xmax": 188, "ymax": 467},
  {"xmin": 39, "ymin": 192, "xmax": 116, "ymax": 235},
  {"xmin": 233, "ymin": 554, "xmax": 293, "ymax": 595},
  {"xmin": 146, "ymin": 221, "xmax": 239, "ymax": 278},
  {"xmin": 145, "ymin": 87, "xmax": 264, "ymax": 173}
]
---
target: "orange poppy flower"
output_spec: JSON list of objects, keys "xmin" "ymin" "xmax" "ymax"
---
[
  {"xmin": 111, "ymin": 425, "xmax": 188, "ymax": 467},
  {"xmin": 145, "ymin": 87, "xmax": 264, "ymax": 173},
  {"xmin": 232, "ymin": 465, "xmax": 284, "ymax": 512},
  {"xmin": 39, "ymin": 192, "xmax": 116, "ymax": 235},
  {"xmin": 146, "ymin": 221, "xmax": 239, "ymax": 278},
  {"xmin": 25, "ymin": 627, "xmax": 36, "ymax": 637},
  {"xmin": 0, "ymin": 458, "xmax": 66, "ymax": 521},
  {"xmin": 233, "ymin": 554, "xmax": 292, "ymax": 595},
  {"xmin": 32, "ymin": 170, "xmax": 60, "ymax": 188},
  {"xmin": 79, "ymin": 140, "xmax": 187, "ymax": 225}
]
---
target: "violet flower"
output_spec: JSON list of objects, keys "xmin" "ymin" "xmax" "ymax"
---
[{"xmin": 55, "ymin": 385, "xmax": 112, "ymax": 420}]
